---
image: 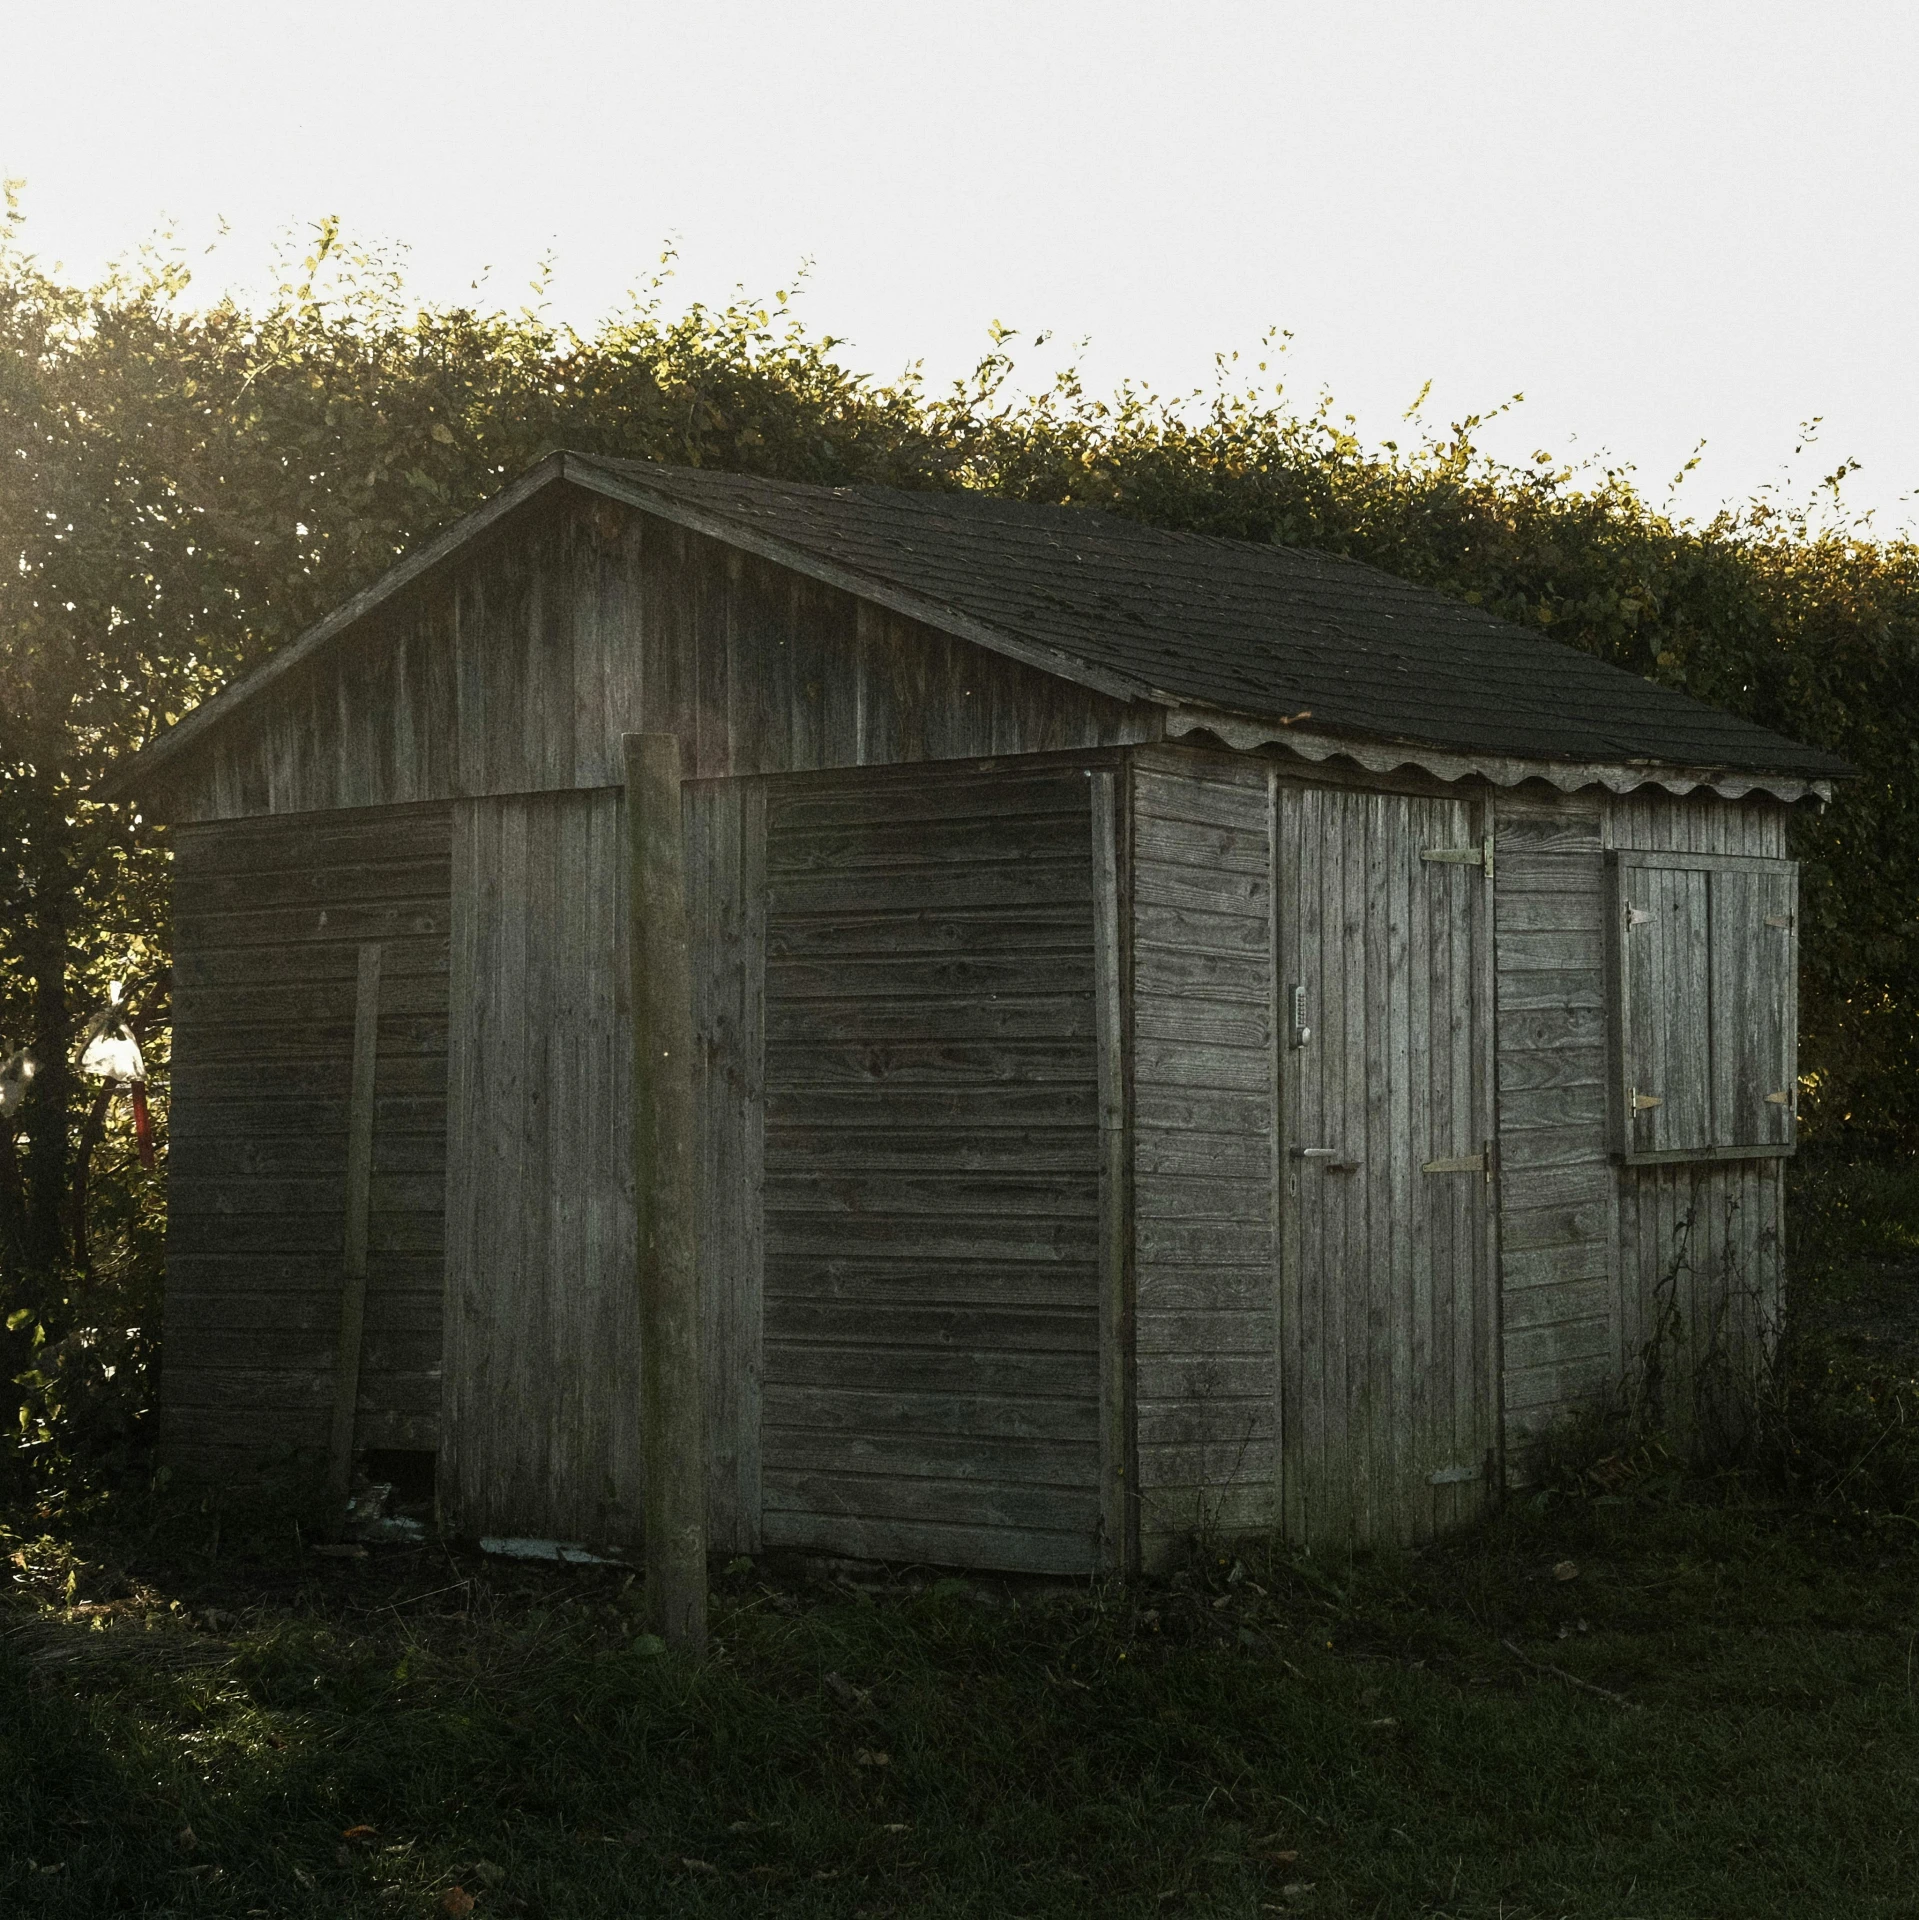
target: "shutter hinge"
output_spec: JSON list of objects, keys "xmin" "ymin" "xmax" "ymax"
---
[
  {"xmin": 1631, "ymin": 1090, "xmax": 1663, "ymax": 1110},
  {"xmin": 1422, "ymin": 834, "xmax": 1494, "ymax": 880}
]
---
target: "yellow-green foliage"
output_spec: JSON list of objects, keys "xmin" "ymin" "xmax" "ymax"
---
[{"xmin": 3, "ymin": 209, "xmax": 1916, "ymax": 1432}]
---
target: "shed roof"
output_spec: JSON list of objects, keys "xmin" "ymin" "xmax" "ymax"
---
[{"xmin": 107, "ymin": 451, "xmax": 1853, "ymax": 799}]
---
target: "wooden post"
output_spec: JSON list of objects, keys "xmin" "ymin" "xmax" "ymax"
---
[
  {"xmin": 325, "ymin": 941, "xmax": 383, "ymax": 1540},
  {"xmin": 624, "ymin": 732, "xmax": 708, "ymax": 1654}
]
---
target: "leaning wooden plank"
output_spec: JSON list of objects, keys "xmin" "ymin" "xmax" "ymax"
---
[
  {"xmin": 324, "ymin": 943, "xmax": 383, "ymax": 1539},
  {"xmin": 626, "ymin": 732, "xmax": 708, "ymax": 1655}
]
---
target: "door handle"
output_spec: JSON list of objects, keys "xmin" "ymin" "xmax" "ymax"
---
[{"xmin": 1292, "ymin": 1146, "xmax": 1359, "ymax": 1170}]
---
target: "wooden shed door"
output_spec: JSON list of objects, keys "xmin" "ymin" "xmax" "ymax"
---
[{"xmin": 1277, "ymin": 786, "xmax": 1498, "ymax": 1545}]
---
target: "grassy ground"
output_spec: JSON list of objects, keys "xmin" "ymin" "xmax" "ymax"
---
[{"xmin": 8, "ymin": 1159, "xmax": 1919, "ymax": 1920}]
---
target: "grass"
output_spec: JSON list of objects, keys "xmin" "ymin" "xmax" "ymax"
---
[{"xmin": 8, "ymin": 1157, "xmax": 1919, "ymax": 1919}]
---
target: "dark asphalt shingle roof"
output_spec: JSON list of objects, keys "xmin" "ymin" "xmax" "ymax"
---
[{"xmin": 586, "ymin": 456, "xmax": 1850, "ymax": 780}]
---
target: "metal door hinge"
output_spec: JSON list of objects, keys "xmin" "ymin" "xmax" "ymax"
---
[
  {"xmin": 1429, "ymin": 1463, "xmax": 1480, "ymax": 1486},
  {"xmin": 1631, "ymin": 1090, "xmax": 1663, "ymax": 1110},
  {"xmin": 1423, "ymin": 834, "xmax": 1494, "ymax": 880},
  {"xmin": 1765, "ymin": 913, "xmax": 1794, "ymax": 931},
  {"xmin": 1625, "ymin": 905, "xmax": 1653, "ymax": 928},
  {"xmin": 1765, "ymin": 1090, "xmax": 1792, "ymax": 1106},
  {"xmin": 1423, "ymin": 1139, "xmax": 1496, "ymax": 1185}
]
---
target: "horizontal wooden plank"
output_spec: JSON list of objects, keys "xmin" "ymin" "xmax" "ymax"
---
[
  {"xmin": 1504, "ymin": 1279, "xmax": 1612, "ymax": 1331},
  {"xmin": 170, "ymin": 1132, "xmax": 446, "ymax": 1178},
  {"xmin": 1131, "ymin": 945, "xmax": 1272, "ymax": 1000},
  {"xmin": 177, "ymin": 857, "xmax": 454, "ymax": 917},
  {"xmin": 1498, "ymin": 1084, "xmax": 1607, "ymax": 1132},
  {"xmin": 760, "ymin": 1385, "xmax": 1095, "ymax": 1443},
  {"xmin": 1133, "ymin": 902, "xmax": 1270, "ymax": 954},
  {"xmin": 1497, "ymin": 1047, "xmax": 1605, "ymax": 1094},
  {"xmin": 766, "ymin": 1172, "xmax": 1096, "ymax": 1219},
  {"xmin": 165, "ymin": 1250, "xmax": 446, "ymax": 1292},
  {"xmin": 766, "ymin": 1084, "xmax": 1096, "ymax": 1130},
  {"xmin": 1501, "ymin": 1190, "xmax": 1614, "ymax": 1254},
  {"xmin": 1495, "ymin": 814, "xmax": 1603, "ymax": 857},
  {"xmin": 768, "ymin": 862, "xmax": 1092, "ymax": 917},
  {"xmin": 768, "ymin": 771, "xmax": 1091, "ymax": 834},
  {"xmin": 762, "ymin": 1343, "xmax": 1095, "ymax": 1398},
  {"xmin": 171, "ymin": 1054, "xmax": 448, "ymax": 1103},
  {"xmin": 1496, "ymin": 928, "xmax": 1602, "ymax": 972},
  {"xmin": 1494, "ymin": 970, "xmax": 1605, "ymax": 1013},
  {"xmin": 1134, "ymin": 865, "xmax": 1271, "ymax": 917},
  {"xmin": 171, "ymin": 1325, "xmax": 443, "ymax": 1377},
  {"xmin": 173, "ymin": 936, "xmax": 449, "ymax": 988},
  {"xmin": 1504, "ymin": 1357, "xmax": 1617, "ymax": 1417},
  {"xmin": 170, "ymin": 1095, "xmax": 447, "ymax": 1145},
  {"xmin": 1131, "ymin": 814, "xmax": 1271, "ymax": 876},
  {"xmin": 765, "ymin": 1125, "xmax": 1092, "ymax": 1174},
  {"xmin": 765, "ymin": 1262, "xmax": 1095, "ymax": 1309},
  {"xmin": 1135, "ymin": 1266, "xmax": 1277, "ymax": 1315},
  {"xmin": 171, "ymin": 1170, "xmax": 445, "ymax": 1218},
  {"xmin": 768, "ymin": 994, "xmax": 1094, "ymax": 1047},
  {"xmin": 762, "ymin": 1428, "xmax": 1099, "ymax": 1484},
  {"xmin": 766, "ymin": 908, "xmax": 1092, "ymax": 961},
  {"xmin": 758, "ymin": 1509, "xmax": 1093, "ymax": 1574},
  {"xmin": 766, "ymin": 1039, "xmax": 1094, "ymax": 1089},
  {"xmin": 173, "ymin": 899, "xmax": 452, "ymax": 949},
  {"xmin": 174, "ymin": 806, "xmax": 452, "ymax": 875},
  {"xmin": 1131, "ymin": 1040, "xmax": 1271, "ymax": 1095},
  {"xmin": 1496, "ymin": 892, "xmax": 1604, "ymax": 933},
  {"xmin": 1135, "ymin": 1219, "xmax": 1275, "ymax": 1264},
  {"xmin": 1135, "ymin": 1088, "xmax": 1274, "ymax": 1135},
  {"xmin": 769, "ymin": 815, "xmax": 1089, "ymax": 877},
  {"xmin": 763, "ymin": 1470, "xmax": 1099, "ymax": 1534},
  {"xmin": 1131, "ymin": 1439, "xmax": 1277, "ymax": 1488},
  {"xmin": 162, "ymin": 1365, "xmax": 441, "ymax": 1417},
  {"xmin": 1133, "ymin": 768, "xmax": 1271, "ymax": 829},
  {"xmin": 1501, "ymin": 1242, "xmax": 1611, "ymax": 1292},
  {"xmin": 1133, "ymin": 996, "xmax": 1272, "ymax": 1051},
  {"xmin": 1134, "ymin": 1308, "xmax": 1277, "ymax": 1356},
  {"xmin": 1135, "ymin": 1129, "xmax": 1277, "ymax": 1180},
  {"xmin": 1133, "ymin": 1172, "xmax": 1275, "ymax": 1222},
  {"xmin": 1135, "ymin": 1351, "xmax": 1275, "ymax": 1403},
  {"xmin": 764, "ymin": 1300, "xmax": 1094, "ymax": 1351},
  {"xmin": 166, "ymin": 1288, "xmax": 443, "ymax": 1337},
  {"xmin": 1498, "ymin": 1124, "xmax": 1606, "ymax": 1173},
  {"xmin": 767, "ymin": 952, "xmax": 1094, "ymax": 1001},
  {"xmin": 1135, "ymin": 1393, "xmax": 1276, "ymax": 1449},
  {"xmin": 1498, "ymin": 1004, "xmax": 1606, "ymax": 1052},
  {"xmin": 167, "ymin": 1212, "xmax": 445, "ymax": 1256},
  {"xmin": 174, "ymin": 973, "xmax": 449, "ymax": 1027}
]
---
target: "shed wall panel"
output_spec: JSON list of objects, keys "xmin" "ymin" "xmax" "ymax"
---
[
  {"xmin": 162, "ymin": 497, "xmax": 1159, "ymax": 824},
  {"xmin": 163, "ymin": 804, "xmax": 453, "ymax": 1482},
  {"xmin": 1128, "ymin": 752, "xmax": 1280, "ymax": 1552},
  {"xmin": 760, "ymin": 762, "xmax": 1103, "ymax": 1574}
]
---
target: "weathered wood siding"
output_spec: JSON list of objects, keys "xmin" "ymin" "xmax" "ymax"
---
[
  {"xmin": 1607, "ymin": 793, "xmax": 1790, "ymax": 1429},
  {"xmin": 1128, "ymin": 752, "xmax": 1280, "ymax": 1557},
  {"xmin": 158, "ymin": 495, "xmax": 1159, "ymax": 824},
  {"xmin": 163, "ymin": 805, "xmax": 452, "ymax": 1481},
  {"xmin": 1278, "ymin": 781, "xmax": 1498, "ymax": 1548},
  {"xmin": 1491, "ymin": 788, "xmax": 1792, "ymax": 1451},
  {"xmin": 759, "ymin": 762, "xmax": 1103, "ymax": 1573},
  {"xmin": 442, "ymin": 790, "xmax": 640, "ymax": 1545},
  {"xmin": 686, "ymin": 778, "xmax": 769, "ymax": 1554},
  {"xmin": 1491, "ymin": 793, "xmax": 1615, "ymax": 1446}
]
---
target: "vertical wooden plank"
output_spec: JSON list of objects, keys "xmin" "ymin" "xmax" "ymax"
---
[
  {"xmin": 325, "ymin": 942, "xmax": 383, "ymax": 1536},
  {"xmin": 1277, "ymin": 783, "xmax": 1307, "ymax": 1544},
  {"xmin": 1384, "ymin": 795, "xmax": 1415, "ymax": 1540},
  {"xmin": 626, "ymin": 733, "xmax": 708, "ymax": 1654},
  {"xmin": 1471, "ymin": 791, "xmax": 1501, "ymax": 1509},
  {"xmin": 737, "ymin": 782, "xmax": 767, "ymax": 1549},
  {"xmin": 1091, "ymin": 769, "xmax": 1133, "ymax": 1571}
]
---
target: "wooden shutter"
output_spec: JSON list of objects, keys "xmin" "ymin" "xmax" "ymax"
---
[{"xmin": 1607, "ymin": 851, "xmax": 1797, "ymax": 1165}]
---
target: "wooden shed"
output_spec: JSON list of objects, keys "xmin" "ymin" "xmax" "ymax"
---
[{"xmin": 105, "ymin": 453, "xmax": 1850, "ymax": 1573}]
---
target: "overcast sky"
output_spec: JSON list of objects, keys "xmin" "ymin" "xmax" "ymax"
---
[{"xmin": 5, "ymin": 1, "xmax": 1914, "ymax": 530}]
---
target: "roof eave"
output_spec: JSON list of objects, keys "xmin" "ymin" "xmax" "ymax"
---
[{"xmin": 1166, "ymin": 707, "xmax": 1844, "ymax": 804}]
